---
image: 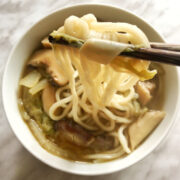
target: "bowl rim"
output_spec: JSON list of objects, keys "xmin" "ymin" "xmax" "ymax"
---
[{"xmin": 2, "ymin": 3, "xmax": 180, "ymax": 176}]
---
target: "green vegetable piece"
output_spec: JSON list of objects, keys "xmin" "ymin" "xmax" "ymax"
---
[{"xmin": 49, "ymin": 31, "xmax": 84, "ymax": 48}]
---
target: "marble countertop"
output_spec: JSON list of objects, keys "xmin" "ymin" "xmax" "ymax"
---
[{"xmin": 1, "ymin": 0, "xmax": 180, "ymax": 179}]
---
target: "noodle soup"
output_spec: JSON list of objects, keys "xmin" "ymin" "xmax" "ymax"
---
[{"xmin": 18, "ymin": 14, "xmax": 165, "ymax": 163}]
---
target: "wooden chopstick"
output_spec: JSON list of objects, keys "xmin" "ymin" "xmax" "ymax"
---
[
  {"xmin": 150, "ymin": 42, "xmax": 180, "ymax": 52},
  {"xmin": 121, "ymin": 47, "xmax": 180, "ymax": 66},
  {"xmin": 121, "ymin": 44, "xmax": 180, "ymax": 66}
]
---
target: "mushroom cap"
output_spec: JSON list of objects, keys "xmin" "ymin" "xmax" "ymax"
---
[{"xmin": 28, "ymin": 49, "xmax": 68, "ymax": 86}]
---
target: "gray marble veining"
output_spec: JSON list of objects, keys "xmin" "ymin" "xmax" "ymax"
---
[{"xmin": 1, "ymin": 0, "xmax": 180, "ymax": 179}]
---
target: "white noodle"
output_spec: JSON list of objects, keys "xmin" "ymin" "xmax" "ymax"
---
[
  {"xmin": 118, "ymin": 125, "xmax": 131, "ymax": 154},
  {"xmin": 84, "ymin": 146, "xmax": 125, "ymax": 161}
]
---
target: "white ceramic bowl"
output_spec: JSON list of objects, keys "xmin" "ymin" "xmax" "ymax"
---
[{"xmin": 2, "ymin": 4, "xmax": 180, "ymax": 176}]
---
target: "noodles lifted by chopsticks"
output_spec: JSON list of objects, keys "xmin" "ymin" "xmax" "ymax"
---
[{"xmin": 47, "ymin": 14, "xmax": 155, "ymax": 156}]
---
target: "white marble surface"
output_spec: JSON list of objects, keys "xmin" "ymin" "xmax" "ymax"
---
[{"xmin": 1, "ymin": 0, "xmax": 180, "ymax": 179}]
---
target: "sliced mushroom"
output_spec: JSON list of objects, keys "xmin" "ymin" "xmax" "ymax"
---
[
  {"xmin": 135, "ymin": 81, "xmax": 156, "ymax": 105},
  {"xmin": 128, "ymin": 110, "xmax": 166, "ymax": 150},
  {"xmin": 55, "ymin": 119, "xmax": 114, "ymax": 151},
  {"xmin": 42, "ymin": 83, "xmax": 56, "ymax": 115},
  {"xmin": 28, "ymin": 49, "xmax": 68, "ymax": 86},
  {"xmin": 55, "ymin": 120, "xmax": 94, "ymax": 147},
  {"xmin": 41, "ymin": 37, "xmax": 52, "ymax": 48}
]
